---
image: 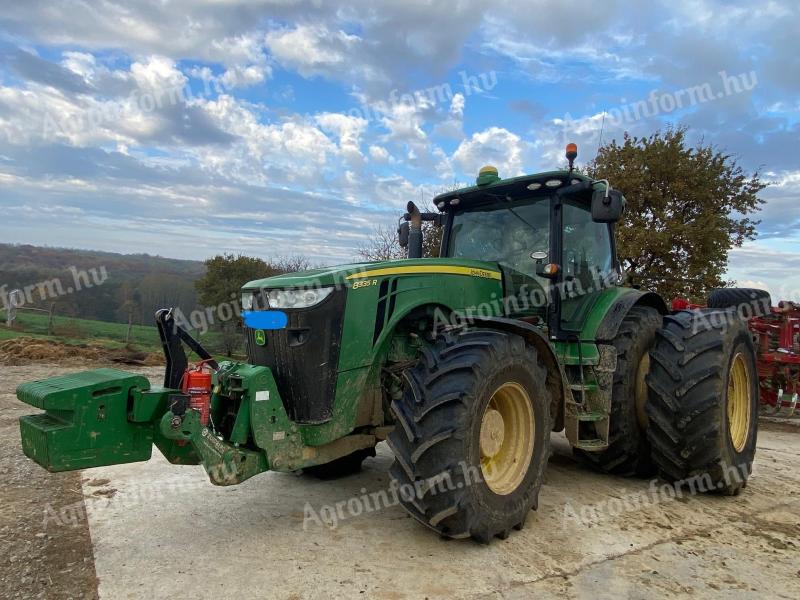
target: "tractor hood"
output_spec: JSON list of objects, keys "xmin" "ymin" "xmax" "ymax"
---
[{"xmin": 243, "ymin": 258, "xmax": 503, "ymax": 291}]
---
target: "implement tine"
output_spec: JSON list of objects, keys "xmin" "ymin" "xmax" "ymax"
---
[
  {"xmin": 788, "ymin": 393, "xmax": 798, "ymax": 418},
  {"xmin": 773, "ymin": 389, "xmax": 785, "ymax": 416}
]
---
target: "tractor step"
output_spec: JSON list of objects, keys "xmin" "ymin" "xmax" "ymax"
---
[
  {"xmin": 575, "ymin": 411, "xmax": 606, "ymax": 422},
  {"xmin": 569, "ymin": 382, "xmax": 598, "ymax": 393},
  {"xmin": 573, "ymin": 438, "xmax": 608, "ymax": 451}
]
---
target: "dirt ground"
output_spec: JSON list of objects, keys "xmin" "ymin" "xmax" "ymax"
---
[
  {"xmin": 2, "ymin": 363, "xmax": 799, "ymax": 599},
  {"xmin": 0, "ymin": 364, "xmax": 163, "ymax": 600},
  {"xmin": 0, "ymin": 338, "xmax": 163, "ymax": 367}
]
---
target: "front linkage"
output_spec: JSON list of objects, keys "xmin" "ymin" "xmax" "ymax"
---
[{"xmin": 17, "ymin": 309, "xmax": 377, "ymax": 485}]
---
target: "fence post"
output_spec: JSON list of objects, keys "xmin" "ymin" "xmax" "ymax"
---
[
  {"xmin": 7, "ymin": 289, "xmax": 22, "ymax": 328},
  {"xmin": 126, "ymin": 311, "xmax": 133, "ymax": 344},
  {"xmin": 47, "ymin": 303, "xmax": 55, "ymax": 335}
]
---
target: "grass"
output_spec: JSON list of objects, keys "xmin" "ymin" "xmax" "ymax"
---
[
  {"xmin": 0, "ymin": 309, "xmax": 236, "ymax": 359},
  {"xmin": 0, "ymin": 310, "xmax": 161, "ymax": 350}
]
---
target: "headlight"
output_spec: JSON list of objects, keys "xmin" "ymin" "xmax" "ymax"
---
[
  {"xmin": 241, "ymin": 291, "xmax": 256, "ymax": 311},
  {"xmin": 265, "ymin": 287, "xmax": 334, "ymax": 309}
]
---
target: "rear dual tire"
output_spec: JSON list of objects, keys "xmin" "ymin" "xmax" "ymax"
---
[
  {"xmin": 646, "ymin": 310, "xmax": 759, "ymax": 495},
  {"xmin": 574, "ymin": 306, "xmax": 661, "ymax": 476},
  {"xmin": 707, "ymin": 288, "xmax": 771, "ymax": 314}
]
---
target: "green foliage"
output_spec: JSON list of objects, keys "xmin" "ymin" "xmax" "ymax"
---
[
  {"xmin": 0, "ymin": 244, "xmax": 203, "ymax": 324},
  {"xmin": 588, "ymin": 128, "xmax": 765, "ymax": 300},
  {"xmin": 194, "ymin": 254, "xmax": 308, "ymax": 356},
  {"xmin": 0, "ymin": 247, "xmax": 314, "ymax": 358},
  {"xmin": 195, "ymin": 254, "xmax": 278, "ymax": 309},
  {"xmin": 423, "ymin": 221, "xmax": 442, "ymax": 258}
]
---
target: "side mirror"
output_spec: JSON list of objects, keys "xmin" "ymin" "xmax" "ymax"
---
[
  {"xmin": 398, "ymin": 222, "xmax": 410, "ymax": 248},
  {"xmin": 531, "ymin": 251, "xmax": 559, "ymax": 280},
  {"xmin": 530, "ymin": 251, "xmax": 548, "ymax": 261},
  {"xmin": 591, "ymin": 188, "xmax": 626, "ymax": 223}
]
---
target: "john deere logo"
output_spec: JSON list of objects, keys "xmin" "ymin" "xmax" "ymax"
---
[{"xmin": 254, "ymin": 330, "xmax": 266, "ymax": 346}]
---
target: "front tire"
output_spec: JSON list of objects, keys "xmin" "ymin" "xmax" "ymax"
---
[
  {"xmin": 646, "ymin": 310, "xmax": 759, "ymax": 495},
  {"xmin": 387, "ymin": 329, "xmax": 550, "ymax": 543}
]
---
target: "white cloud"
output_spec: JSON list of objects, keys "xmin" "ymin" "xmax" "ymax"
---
[
  {"xmin": 450, "ymin": 93, "xmax": 465, "ymax": 118},
  {"xmin": 198, "ymin": 94, "xmax": 338, "ymax": 183},
  {"xmin": 130, "ymin": 55, "xmax": 186, "ymax": 92},
  {"xmin": 61, "ymin": 52, "xmax": 97, "ymax": 79},
  {"xmin": 452, "ymin": 127, "xmax": 527, "ymax": 178},
  {"xmin": 380, "ymin": 101, "xmax": 428, "ymax": 144},
  {"xmin": 315, "ymin": 112, "xmax": 368, "ymax": 165},
  {"xmin": 728, "ymin": 244, "xmax": 800, "ymax": 302},
  {"xmin": 369, "ymin": 145, "xmax": 389, "ymax": 162},
  {"xmin": 0, "ymin": 84, "xmax": 134, "ymax": 147},
  {"xmin": 1, "ymin": 0, "xmax": 798, "ymax": 267},
  {"xmin": 219, "ymin": 65, "xmax": 268, "ymax": 89},
  {"xmin": 0, "ymin": 55, "xmax": 235, "ymax": 149},
  {"xmin": 266, "ymin": 25, "xmax": 362, "ymax": 77},
  {"xmin": 433, "ymin": 92, "xmax": 465, "ymax": 139}
]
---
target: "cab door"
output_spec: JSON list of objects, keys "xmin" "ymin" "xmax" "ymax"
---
[{"xmin": 558, "ymin": 198, "xmax": 616, "ymax": 334}]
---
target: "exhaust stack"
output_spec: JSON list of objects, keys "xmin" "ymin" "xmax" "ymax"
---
[{"xmin": 406, "ymin": 201, "xmax": 423, "ymax": 259}]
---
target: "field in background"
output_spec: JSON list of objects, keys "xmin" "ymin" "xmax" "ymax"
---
[{"xmin": 0, "ymin": 309, "xmax": 235, "ymax": 359}]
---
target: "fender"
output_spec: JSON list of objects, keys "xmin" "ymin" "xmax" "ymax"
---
[
  {"xmin": 595, "ymin": 290, "xmax": 668, "ymax": 342},
  {"xmin": 465, "ymin": 316, "xmax": 567, "ymax": 432}
]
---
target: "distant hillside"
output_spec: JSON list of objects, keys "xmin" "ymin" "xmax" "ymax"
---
[{"xmin": 0, "ymin": 244, "xmax": 206, "ymax": 325}]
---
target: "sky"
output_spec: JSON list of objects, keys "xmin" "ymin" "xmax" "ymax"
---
[{"xmin": 0, "ymin": 1, "xmax": 798, "ymax": 298}]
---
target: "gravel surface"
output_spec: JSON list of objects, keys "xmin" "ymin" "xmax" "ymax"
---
[
  {"xmin": 2, "ymin": 363, "xmax": 799, "ymax": 599},
  {"xmin": 0, "ymin": 364, "xmax": 162, "ymax": 600}
]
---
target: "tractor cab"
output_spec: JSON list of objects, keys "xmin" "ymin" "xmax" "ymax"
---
[{"xmin": 417, "ymin": 145, "xmax": 626, "ymax": 339}]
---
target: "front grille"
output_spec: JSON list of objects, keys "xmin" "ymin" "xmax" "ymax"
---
[{"xmin": 245, "ymin": 288, "xmax": 346, "ymax": 424}]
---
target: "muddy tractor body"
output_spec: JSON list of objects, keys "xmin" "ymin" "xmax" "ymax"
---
[{"xmin": 18, "ymin": 153, "xmax": 761, "ymax": 542}]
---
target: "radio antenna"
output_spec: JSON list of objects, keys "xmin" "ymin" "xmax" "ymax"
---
[{"xmin": 597, "ymin": 110, "xmax": 607, "ymax": 155}]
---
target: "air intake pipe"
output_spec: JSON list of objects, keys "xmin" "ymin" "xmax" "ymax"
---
[
  {"xmin": 398, "ymin": 201, "xmax": 442, "ymax": 259},
  {"xmin": 406, "ymin": 201, "xmax": 423, "ymax": 259}
]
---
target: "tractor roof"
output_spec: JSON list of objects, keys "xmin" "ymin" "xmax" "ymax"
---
[{"xmin": 433, "ymin": 170, "xmax": 593, "ymax": 211}]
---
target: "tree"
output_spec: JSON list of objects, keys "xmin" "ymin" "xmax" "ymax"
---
[
  {"xmin": 588, "ymin": 128, "xmax": 765, "ymax": 301},
  {"xmin": 272, "ymin": 255, "xmax": 312, "ymax": 273},
  {"xmin": 357, "ymin": 221, "xmax": 443, "ymax": 262},
  {"xmin": 422, "ymin": 220, "xmax": 442, "ymax": 258},
  {"xmin": 357, "ymin": 188, "xmax": 460, "ymax": 262},
  {"xmin": 195, "ymin": 254, "xmax": 279, "ymax": 356},
  {"xmin": 357, "ymin": 224, "xmax": 404, "ymax": 262},
  {"xmin": 122, "ymin": 289, "xmax": 141, "ymax": 343},
  {"xmin": 196, "ymin": 254, "xmax": 277, "ymax": 310}
]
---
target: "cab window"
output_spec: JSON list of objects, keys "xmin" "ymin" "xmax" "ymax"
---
[
  {"xmin": 448, "ymin": 197, "xmax": 551, "ymax": 319},
  {"xmin": 560, "ymin": 199, "xmax": 614, "ymax": 330}
]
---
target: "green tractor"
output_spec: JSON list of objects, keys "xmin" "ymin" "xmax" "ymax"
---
[{"xmin": 17, "ymin": 146, "xmax": 759, "ymax": 543}]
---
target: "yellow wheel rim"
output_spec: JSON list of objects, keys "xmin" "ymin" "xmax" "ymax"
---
[
  {"xmin": 479, "ymin": 382, "xmax": 534, "ymax": 495},
  {"xmin": 727, "ymin": 353, "xmax": 752, "ymax": 452}
]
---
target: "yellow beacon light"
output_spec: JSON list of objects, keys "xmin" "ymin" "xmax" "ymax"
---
[
  {"xmin": 476, "ymin": 165, "xmax": 500, "ymax": 186},
  {"xmin": 566, "ymin": 143, "xmax": 578, "ymax": 171}
]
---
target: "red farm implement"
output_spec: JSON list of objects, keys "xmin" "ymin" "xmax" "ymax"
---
[{"xmin": 750, "ymin": 301, "xmax": 800, "ymax": 416}]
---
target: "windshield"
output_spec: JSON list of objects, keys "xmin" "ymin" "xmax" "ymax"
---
[{"xmin": 447, "ymin": 197, "xmax": 550, "ymax": 277}]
